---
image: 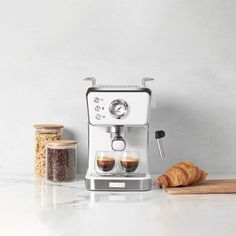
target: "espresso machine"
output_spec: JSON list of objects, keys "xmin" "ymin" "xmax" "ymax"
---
[{"xmin": 84, "ymin": 77, "xmax": 165, "ymax": 191}]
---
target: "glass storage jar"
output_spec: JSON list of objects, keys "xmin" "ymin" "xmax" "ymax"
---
[
  {"xmin": 34, "ymin": 124, "xmax": 63, "ymax": 177},
  {"xmin": 46, "ymin": 140, "xmax": 77, "ymax": 182}
]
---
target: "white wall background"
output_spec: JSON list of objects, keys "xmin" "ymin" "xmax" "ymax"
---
[{"xmin": 0, "ymin": 0, "xmax": 235, "ymax": 174}]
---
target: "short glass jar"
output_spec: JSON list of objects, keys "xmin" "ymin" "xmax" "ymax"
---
[
  {"xmin": 34, "ymin": 124, "xmax": 63, "ymax": 177},
  {"xmin": 46, "ymin": 140, "xmax": 77, "ymax": 182}
]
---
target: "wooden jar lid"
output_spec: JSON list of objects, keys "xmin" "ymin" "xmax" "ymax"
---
[
  {"xmin": 47, "ymin": 140, "xmax": 78, "ymax": 147},
  {"xmin": 33, "ymin": 124, "xmax": 64, "ymax": 129}
]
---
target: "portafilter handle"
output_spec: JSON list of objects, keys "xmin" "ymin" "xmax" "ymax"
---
[
  {"xmin": 155, "ymin": 130, "xmax": 166, "ymax": 159},
  {"xmin": 111, "ymin": 136, "xmax": 126, "ymax": 151}
]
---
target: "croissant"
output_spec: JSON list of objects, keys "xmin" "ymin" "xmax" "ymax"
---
[{"xmin": 156, "ymin": 161, "xmax": 207, "ymax": 188}]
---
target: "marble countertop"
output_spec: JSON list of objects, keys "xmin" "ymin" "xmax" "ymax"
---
[{"xmin": 0, "ymin": 173, "xmax": 236, "ymax": 236}]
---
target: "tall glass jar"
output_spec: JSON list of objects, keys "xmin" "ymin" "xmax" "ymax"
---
[
  {"xmin": 46, "ymin": 140, "xmax": 77, "ymax": 182},
  {"xmin": 34, "ymin": 124, "xmax": 63, "ymax": 177}
]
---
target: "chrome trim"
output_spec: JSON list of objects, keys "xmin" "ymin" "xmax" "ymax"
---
[{"xmin": 106, "ymin": 126, "xmax": 131, "ymax": 134}]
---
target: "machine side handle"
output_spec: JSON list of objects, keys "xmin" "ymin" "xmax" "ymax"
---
[
  {"xmin": 142, "ymin": 77, "xmax": 154, "ymax": 87},
  {"xmin": 155, "ymin": 130, "xmax": 166, "ymax": 159},
  {"xmin": 84, "ymin": 77, "xmax": 96, "ymax": 86}
]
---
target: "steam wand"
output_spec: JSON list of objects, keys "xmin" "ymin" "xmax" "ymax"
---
[{"xmin": 155, "ymin": 130, "xmax": 166, "ymax": 159}]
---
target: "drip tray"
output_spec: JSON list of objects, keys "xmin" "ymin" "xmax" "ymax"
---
[{"xmin": 85, "ymin": 173, "xmax": 151, "ymax": 191}]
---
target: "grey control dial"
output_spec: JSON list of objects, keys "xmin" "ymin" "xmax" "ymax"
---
[
  {"xmin": 109, "ymin": 99, "xmax": 129, "ymax": 119},
  {"xmin": 95, "ymin": 106, "xmax": 101, "ymax": 112},
  {"xmin": 94, "ymin": 97, "xmax": 100, "ymax": 103},
  {"xmin": 95, "ymin": 114, "xmax": 102, "ymax": 120}
]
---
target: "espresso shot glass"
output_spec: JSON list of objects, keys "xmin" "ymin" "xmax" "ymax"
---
[
  {"xmin": 119, "ymin": 151, "xmax": 140, "ymax": 176},
  {"xmin": 95, "ymin": 151, "xmax": 116, "ymax": 175}
]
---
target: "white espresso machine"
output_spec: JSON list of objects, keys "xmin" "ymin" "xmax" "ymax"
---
[{"xmin": 84, "ymin": 78, "xmax": 165, "ymax": 191}]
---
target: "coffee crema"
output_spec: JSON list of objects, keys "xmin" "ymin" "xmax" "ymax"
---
[
  {"xmin": 97, "ymin": 157, "xmax": 115, "ymax": 172},
  {"xmin": 120, "ymin": 158, "xmax": 139, "ymax": 173}
]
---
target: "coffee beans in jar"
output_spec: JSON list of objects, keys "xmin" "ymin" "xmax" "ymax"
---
[
  {"xmin": 34, "ymin": 124, "xmax": 63, "ymax": 177},
  {"xmin": 46, "ymin": 140, "xmax": 77, "ymax": 182}
]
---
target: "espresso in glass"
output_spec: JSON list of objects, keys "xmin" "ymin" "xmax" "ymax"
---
[
  {"xmin": 120, "ymin": 157, "xmax": 139, "ymax": 173},
  {"xmin": 97, "ymin": 157, "xmax": 115, "ymax": 172}
]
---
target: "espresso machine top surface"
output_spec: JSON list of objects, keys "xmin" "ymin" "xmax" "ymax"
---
[
  {"xmin": 86, "ymin": 84, "xmax": 151, "ymax": 94},
  {"xmin": 84, "ymin": 77, "xmax": 154, "ymax": 92}
]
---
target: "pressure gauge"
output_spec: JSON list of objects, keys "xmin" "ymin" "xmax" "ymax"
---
[{"xmin": 109, "ymin": 99, "xmax": 129, "ymax": 119}]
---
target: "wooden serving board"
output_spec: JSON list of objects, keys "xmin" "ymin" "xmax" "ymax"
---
[{"xmin": 165, "ymin": 179, "xmax": 236, "ymax": 195}]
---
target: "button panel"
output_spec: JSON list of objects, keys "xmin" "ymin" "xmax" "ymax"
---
[
  {"xmin": 93, "ymin": 97, "xmax": 105, "ymax": 120},
  {"xmin": 87, "ymin": 91, "xmax": 150, "ymax": 125}
]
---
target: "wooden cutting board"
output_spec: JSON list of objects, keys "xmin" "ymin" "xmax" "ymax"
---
[{"xmin": 165, "ymin": 179, "xmax": 236, "ymax": 195}]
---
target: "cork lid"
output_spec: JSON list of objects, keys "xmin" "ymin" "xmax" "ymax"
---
[
  {"xmin": 33, "ymin": 124, "xmax": 64, "ymax": 129},
  {"xmin": 47, "ymin": 140, "xmax": 78, "ymax": 147}
]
